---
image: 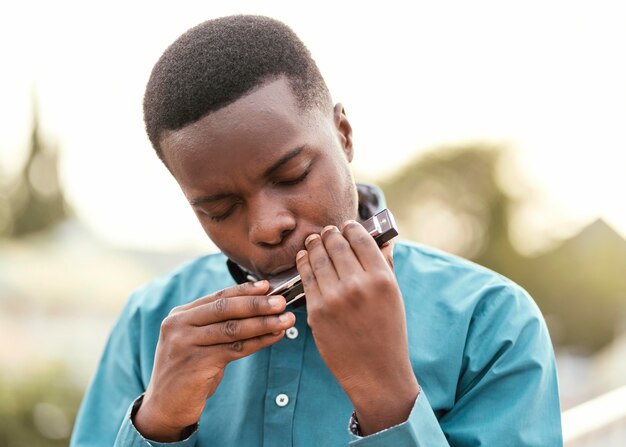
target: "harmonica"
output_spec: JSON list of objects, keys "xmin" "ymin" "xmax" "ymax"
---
[{"xmin": 266, "ymin": 208, "xmax": 399, "ymax": 306}]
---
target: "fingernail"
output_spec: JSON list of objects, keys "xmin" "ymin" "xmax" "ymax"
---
[
  {"xmin": 279, "ymin": 313, "xmax": 290, "ymax": 323},
  {"xmin": 254, "ymin": 280, "xmax": 267, "ymax": 287},
  {"xmin": 296, "ymin": 250, "xmax": 307, "ymax": 260},
  {"xmin": 305, "ymin": 234, "xmax": 319, "ymax": 246},
  {"xmin": 272, "ymin": 331, "xmax": 283, "ymax": 336},
  {"xmin": 321, "ymin": 225, "xmax": 338, "ymax": 236},
  {"xmin": 341, "ymin": 220, "xmax": 357, "ymax": 230},
  {"xmin": 268, "ymin": 297, "xmax": 283, "ymax": 308}
]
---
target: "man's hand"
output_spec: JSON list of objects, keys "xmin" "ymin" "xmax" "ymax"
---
[
  {"xmin": 133, "ymin": 281, "xmax": 295, "ymax": 442},
  {"xmin": 296, "ymin": 221, "xmax": 419, "ymax": 436}
]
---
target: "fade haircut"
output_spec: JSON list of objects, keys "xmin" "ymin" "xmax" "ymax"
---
[{"xmin": 143, "ymin": 15, "xmax": 332, "ymax": 161}]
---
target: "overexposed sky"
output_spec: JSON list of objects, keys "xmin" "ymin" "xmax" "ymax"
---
[{"xmin": 1, "ymin": 0, "xmax": 625, "ymax": 252}]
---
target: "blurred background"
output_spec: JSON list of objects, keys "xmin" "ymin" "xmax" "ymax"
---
[{"xmin": 1, "ymin": 1, "xmax": 625, "ymax": 445}]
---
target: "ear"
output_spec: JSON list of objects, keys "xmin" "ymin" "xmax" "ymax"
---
[{"xmin": 333, "ymin": 103, "xmax": 353, "ymax": 162}]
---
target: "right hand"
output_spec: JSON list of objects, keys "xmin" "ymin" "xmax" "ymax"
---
[{"xmin": 133, "ymin": 280, "xmax": 295, "ymax": 442}]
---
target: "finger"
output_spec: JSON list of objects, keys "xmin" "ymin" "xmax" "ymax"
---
[
  {"xmin": 320, "ymin": 225, "xmax": 363, "ymax": 279},
  {"xmin": 304, "ymin": 233, "xmax": 340, "ymax": 295},
  {"xmin": 216, "ymin": 330, "xmax": 288, "ymax": 361},
  {"xmin": 187, "ymin": 294, "xmax": 286, "ymax": 326},
  {"xmin": 295, "ymin": 250, "xmax": 322, "ymax": 301},
  {"xmin": 178, "ymin": 280, "xmax": 270, "ymax": 312},
  {"xmin": 341, "ymin": 220, "xmax": 388, "ymax": 272},
  {"xmin": 380, "ymin": 238, "xmax": 396, "ymax": 271},
  {"xmin": 191, "ymin": 312, "xmax": 296, "ymax": 346}
]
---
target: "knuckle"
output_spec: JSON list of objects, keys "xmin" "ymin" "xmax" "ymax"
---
[
  {"xmin": 203, "ymin": 324, "xmax": 214, "ymax": 340},
  {"xmin": 343, "ymin": 278, "xmax": 360, "ymax": 295},
  {"xmin": 306, "ymin": 308, "xmax": 319, "ymax": 327},
  {"xmin": 168, "ymin": 305, "xmax": 184, "ymax": 316},
  {"xmin": 302, "ymin": 272, "xmax": 316, "ymax": 285},
  {"xmin": 249, "ymin": 296, "xmax": 261, "ymax": 313},
  {"xmin": 168, "ymin": 332, "xmax": 184, "ymax": 348},
  {"xmin": 213, "ymin": 288, "xmax": 226, "ymax": 300},
  {"xmin": 160, "ymin": 314, "xmax": 179, "ymax": 333},
  {"xmin": 262, "ymin": 315, "xmax": 278, "ymax": 330},
  {"xmin": 371, "ymin": 270, "xmax": 391, "ymax": 286},
  {"xmin": 324, "ymin": 289, "xmax": 342, "ymax": 303},
  {"xmin": 238, "ymin": 282, "xmax": 253, "ymax": 294},
  {"xmin": 229, "ymin": 340, "xmax": 244, "ymax": 353},
  {"xmin": 324, "ymin": 294, "xmax": 343, "ymax": 310},
  {"xmin": 327, "ymin": 236, "xmax": 346, "ymax": 251},
  {"xmin": 353, "ymin": 233, "xmax": 370, "ymax": 246},
  {"xmin": 222, "ymin": 320, "xmax": 239, "ymax": 338},
  {"xmin": 370, "ymin": 272, "xmax": 394, "ymax": 293},
  {"xmin": 214, "ymin": 297, "xmax": 228, "ymax": 314},
  {"xmin": 311, "ymin": 256, "xmax": 330, "ymax": 271}
]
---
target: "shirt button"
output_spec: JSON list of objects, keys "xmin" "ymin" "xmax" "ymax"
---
[
  {"xmin": 275, "ymin": 393, "xmax": 289, "ymax": 407},
  {"xmin": 286, "ymin": 326, "xmax": 299, "ymax": 340}
]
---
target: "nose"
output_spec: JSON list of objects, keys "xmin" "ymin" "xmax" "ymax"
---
[{"xmin": 248, "ymin": 197, "xmax": 296, "ymax": 247}]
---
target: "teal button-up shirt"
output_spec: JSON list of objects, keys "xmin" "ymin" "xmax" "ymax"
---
[{"xmin": 71, "ymin": 241, "xmax": 562, "ymax": 446}]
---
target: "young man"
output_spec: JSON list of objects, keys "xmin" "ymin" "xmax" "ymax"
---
[{"xmin": 71, "ymin": 15, "xmax": 562, "ymax": 446}]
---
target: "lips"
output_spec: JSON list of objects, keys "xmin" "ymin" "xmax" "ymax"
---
[
  {"xmin": 267, "ymin": 263, "xmax": 297, "ymax": 277},
  {"xmin": 251, "ymin": 227, "xmax": 321, "ymax": 278},
  {"xmin": 257, "ymin": 244, "xmax": 303, "ymax": 279}
]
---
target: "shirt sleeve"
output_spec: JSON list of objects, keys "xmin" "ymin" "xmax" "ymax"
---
[
  {"xmin": 114, "ymin": 395, "xmax": 199, "ymax": 447},
  {"xmin": 69, "ymin": 293, "xmax": 199, "ymax": 447},
  {"xmin": 348, "ymin": 284, "xmax": 563, "ymax": 447},
  {"xmin": 348, "ymin": 391, "xmax": 449, "ymax": 446}
]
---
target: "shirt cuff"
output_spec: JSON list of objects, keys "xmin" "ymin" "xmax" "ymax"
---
[
  {"xmin": 348, "ymin": 389, "xmax": 449, "ymax": 446},
  {"xmin": 114, "ymin": 395, "xmax": 199, "ymax": 447}
]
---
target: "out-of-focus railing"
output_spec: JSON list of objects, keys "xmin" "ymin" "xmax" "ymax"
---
[{"xmin": 562, "ymin": 385, "xmax": 626, "ymax": 446}]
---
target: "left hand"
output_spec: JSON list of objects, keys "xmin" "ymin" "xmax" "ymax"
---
[{"xmin": 296, "ymin": 221, "xmax": 420, "ymax": 435}]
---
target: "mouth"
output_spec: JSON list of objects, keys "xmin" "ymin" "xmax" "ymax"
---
[
  {"xmin": 266, "ymin": 263, "xmax": 297, "ymax": 278},
  {"xmin": 259, "ymin": 249, "xmax": 303, "ymax": 279},
  {"xmin": 251, "ymin": 230, "xmax": 320, "ymax": 279}
]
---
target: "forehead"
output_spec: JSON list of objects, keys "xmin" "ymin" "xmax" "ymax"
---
[{"xmin": 160, "ymin": 77, "xmax": 327, "ymax": 186}]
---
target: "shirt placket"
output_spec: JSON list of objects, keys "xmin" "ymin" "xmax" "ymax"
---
[{"xmin": 263, "ymin": 307, "xmax": 308, "ymax": 447}]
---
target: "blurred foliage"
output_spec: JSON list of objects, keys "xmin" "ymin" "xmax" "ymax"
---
[
  {"xmin": 382, "ymin": 143, "xmax": 626, "ymax": 352},
  {"xmin": 0, "ymin": 367, "xmax": 83, "ymax": 447},
  {"xmin": 521, "ymin": 221, "xmax": 626, "ymax": 350},
  {"xmin": 0, "ymin": 96, "xmax": 69, "ymax": 238}
]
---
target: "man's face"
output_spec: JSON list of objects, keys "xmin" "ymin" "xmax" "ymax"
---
[{"xmin": 160, "ymin": 77, "xmax": 359, "ymax": 279}]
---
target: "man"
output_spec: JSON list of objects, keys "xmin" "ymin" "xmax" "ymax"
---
[{"xmin": 71, "ymin": 15, "xmax": 562, "ymax": 446}]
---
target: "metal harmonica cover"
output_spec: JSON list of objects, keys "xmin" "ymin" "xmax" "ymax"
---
[{"xmin": 266, "ymin": 208, "xmax": 398, "ymax": 306}]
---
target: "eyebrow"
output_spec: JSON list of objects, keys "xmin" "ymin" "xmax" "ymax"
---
[
  {"xmin": 189, "ymin": 146, "xmax": 306, "ymax": 207},
  {"xmin": 190, "ymin": 193, "xmax": 232, "ymax": 206},
  {"xmin": 263, "ymin": 146, "xmax": 305, "ymax": 178}
]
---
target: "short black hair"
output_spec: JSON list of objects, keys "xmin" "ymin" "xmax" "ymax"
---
[{"xmin": 143, "ymin": 15, "xmax": 332, "ymax": 160}]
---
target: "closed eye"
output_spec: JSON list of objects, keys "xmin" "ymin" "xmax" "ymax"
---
[
  {"xmin": 209, "ymin": 209, "xmax": 232, "ymax": 222},
  {"xmin": 275, "ymin": 168, "xmax": 310, "ymax": 187},
  {"xmin": 200, "ymin": 202, "xmax": 241, "ymax": 222}
]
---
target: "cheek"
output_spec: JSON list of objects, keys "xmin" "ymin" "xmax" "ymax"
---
[
  {"xmin": 304, "ymin": 164, "xmax": 357, "ymax": 223},
  {"xmin": 197, "ymin": 217, "xmax": 244, "ymax": 258}
]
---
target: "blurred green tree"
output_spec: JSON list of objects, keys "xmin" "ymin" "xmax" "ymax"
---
[
  {"xmin": 381, "ymin": 144, "xmax": 523, "ymax": 267},
  {"xmin": 0, "ymin": 95, "xmax": 69, "ymax": 238},
  {"xmin": 381, "ymin": 144, "xmax": 626, "ymax": 352},
  {"xmin": 526, "ymin": 220, "xmax": 626, "ymax": 351}
]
